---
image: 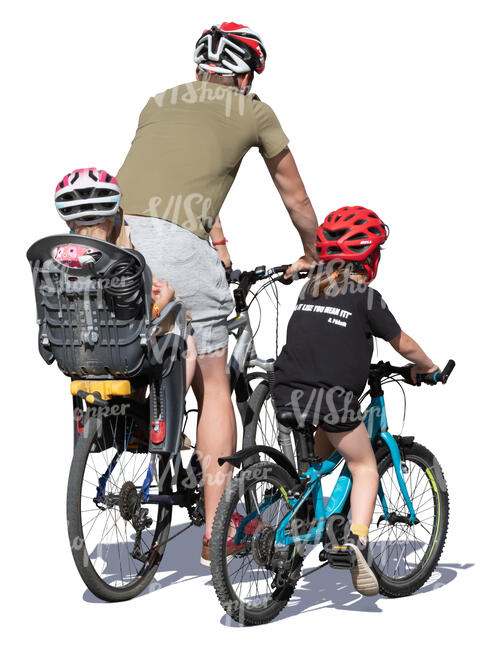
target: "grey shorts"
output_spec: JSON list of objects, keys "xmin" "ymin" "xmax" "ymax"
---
[{"xmin": 125, "ymin": 215, "xmax": 234, "ymax": 355}]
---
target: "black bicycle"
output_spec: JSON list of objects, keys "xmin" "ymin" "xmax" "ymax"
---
[{"xmin": 28, "ymin": 233, "xmax": 306, "ymax": 601}]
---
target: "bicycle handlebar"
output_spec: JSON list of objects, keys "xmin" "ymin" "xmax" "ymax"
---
[
  {"xmin": 229, "ymin": 264, "xmax": 308, "ymax": 285},
  {"xmin": 369, "ymin": 359, "xmax": 456, "ymax": 387},
  {"xmin": 415, "ymin": 359, "xmax": 456, "ymax": 386}
]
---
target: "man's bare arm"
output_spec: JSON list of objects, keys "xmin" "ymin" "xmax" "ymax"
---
[
  {"xmin": 209, "ymin": 216, "xmax": 231, "ymax": 269},
  {"xmin": 265, "ymin": 148, "xmax": 318, "ymax": 277}
]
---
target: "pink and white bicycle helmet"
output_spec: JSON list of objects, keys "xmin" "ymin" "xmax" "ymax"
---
[{"xmin": 54, "ymin": 167, "xmax": 121, "ymax": 226}]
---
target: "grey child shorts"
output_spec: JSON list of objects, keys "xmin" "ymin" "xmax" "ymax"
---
[{"xmin": 125, "ymin": 215, "xmax": 235, "ymax": 355}]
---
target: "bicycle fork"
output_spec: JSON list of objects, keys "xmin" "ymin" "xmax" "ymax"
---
[{"xmin": 377, "ymin": 431, "xmax": 418, "ymax": 524}]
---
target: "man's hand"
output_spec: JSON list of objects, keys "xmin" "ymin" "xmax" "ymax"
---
[
  {"xmin": 410, "ymin": 363, "xmax": 440, "ymax": 385},
  {"xmin": 284, "ymin": 255, "xmax": 316, "ymax": 279},
  {"xmin": 214, "ymin": 243, "xmax": 232, "ymax": 270}
]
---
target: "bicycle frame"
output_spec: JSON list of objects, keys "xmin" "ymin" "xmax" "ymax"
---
[
  {"xmin": 95, "ymin": 302, "xmax": 275, "ymax": 507},
  {"xmin": 227, "ymin": 311, "xmax": 274, "ymax": 390},
  {"xmin": 234, "ymin": 393, "xmax": 418, "ymax": 548}
]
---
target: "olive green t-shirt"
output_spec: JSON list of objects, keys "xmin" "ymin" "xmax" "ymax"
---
[{"xmin": 116, "ymin": 81, "xmax": 289, "ymax": 240}]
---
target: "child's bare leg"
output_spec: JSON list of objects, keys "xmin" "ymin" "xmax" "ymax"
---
[
  {"xmin": 314, "ymin": 427, "xmax": 335, "ymax": 459},
  {"xmin": 185, "ymin": 334, "xmax": 197, "ymax": 392},
  {"xmin": 321, "ymin": 422, "xmax": 379, "ymax": 531}
]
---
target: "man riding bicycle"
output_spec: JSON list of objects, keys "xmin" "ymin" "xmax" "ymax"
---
[{"xmin": 116, "ymin": 22, "xmax": 319, "ymax": 565}]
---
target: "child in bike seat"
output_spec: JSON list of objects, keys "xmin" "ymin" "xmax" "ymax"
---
[
  {"xmin": 272, "ymin": 206, "xmax": 439, "ymax": 596},
  {"xmin": 53, "ymin": 167, "xmax": 197, "ymax": 396}
]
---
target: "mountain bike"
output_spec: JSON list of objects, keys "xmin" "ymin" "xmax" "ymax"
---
[
  {"xmin": 210, "ymin": 359, "xmax": 455, "ymax": 625},
  {"xmin": 65, "ymin": 262, "xmax": 304, "ymax": 602}
]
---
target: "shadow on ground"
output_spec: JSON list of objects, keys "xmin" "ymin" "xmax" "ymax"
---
[{"xmin": 81, "ymin": 521, "xmax": 473, "ymax": 624}]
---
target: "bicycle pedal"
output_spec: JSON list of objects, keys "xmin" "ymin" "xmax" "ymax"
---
[{"xmin": 323, "ymin": 544, "xmax": 357, "ymax": 569}]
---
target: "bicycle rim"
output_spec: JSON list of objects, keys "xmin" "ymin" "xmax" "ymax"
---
[
  {"xmin": 211, "ymin": 463, "xmax": 304, "ymax": 624},
  {"xmin": 67, "ymin": 412, "xmax": 172, "ymax": 600},
  {"xmin": 370, "ymin": 451, "xmax": 443, "ymax": 583}
]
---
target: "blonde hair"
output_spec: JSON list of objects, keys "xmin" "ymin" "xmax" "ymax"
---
[{"xmin": 306, "ymin": 261, "xmax": 369, "ymax": 299}]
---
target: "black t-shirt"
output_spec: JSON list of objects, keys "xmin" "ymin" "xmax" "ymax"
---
[{"xmin": 273, "ymin": 279, "xmax": 401, "ymax": 410}]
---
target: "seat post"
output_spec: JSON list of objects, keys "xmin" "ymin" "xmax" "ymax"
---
[{"xmin": 295, "ymin": 424, "xmax": 321, "ymax": 465}]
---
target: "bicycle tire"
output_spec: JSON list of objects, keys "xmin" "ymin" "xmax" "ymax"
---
[
  {"xmin": 66, "ymin": 411, "xmax": 172, "ymax": 601},
  {"xmin": 371, "ymin": 441, "xmax": 449, "ymax": 597},
  {"xmin": 242, "ymin": 380, "xmax": 300, "ymax": 470},
  {"xmin": 211, "ymin": 462, "xmax": 306, "ymax": 625}
]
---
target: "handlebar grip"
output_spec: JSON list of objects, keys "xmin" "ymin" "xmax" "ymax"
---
[
  {"xmin": 439, "ymin": 359, "xmax": 456, "ymax": 383},
  {"xmin": 278, "ymin": 269, "xmax": 309, "ymax": 285},
  {"xmin": 229, "ymin": 269, "xmax": 242, "ymax": 282},
  {"xmin": 417, "ymin": 359, "xmax": 456, "ymax": 385}
]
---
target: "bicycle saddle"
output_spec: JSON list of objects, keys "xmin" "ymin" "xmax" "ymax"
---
[{"xmin": 276, "ymin": 408, "xmax": 315, "ymax": 431}]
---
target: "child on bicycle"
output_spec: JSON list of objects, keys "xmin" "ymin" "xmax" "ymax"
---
[
  {"xmin": 272, "ymin": 206, "xmax": 439, "ymax": 596},
  {"xmin": 53, "ymin": 167, "xmax": 197, "ymax": 395}
]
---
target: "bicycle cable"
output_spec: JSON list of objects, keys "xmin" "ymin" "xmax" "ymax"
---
[
  {"xmin": 381, "ymin": 374, "xmax": 408, "ymax": 436},
  {"xmin": 247, "ymin": 276, "xmax": 282, "ymax": 356},
  {"xmin": 263, "ymin": 280, "xmax": 280, "ymax": 357},
  {"xmin": 359, "ymin": 373, "xmax": 408, "ymax": 437},
  {"xmin": 247, "ymin": 288, "xmax": 262, "ymax": 339}
]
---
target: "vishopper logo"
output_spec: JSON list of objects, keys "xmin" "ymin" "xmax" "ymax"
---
[
  {"xmin": 294, "ymin": 259, "xmax": 388, "ymax": 312},
  {"xmin": 73, "ymin": 402, "xmax": 130, "ymax": 432},
  {"xmin": 148, "ymin": 332, "xmax": 195, "ymax": 366},
  {"xmin": 153, "ymin": 81, "xmax": 248, "ymax": 118},
  {"xmin": 33, "ymin": 260, "xmax": 139, "ymax": 297},
  {"xmin": 287, "ymin": 385, "xmax": 362, "ymax": 428},
  {"xmin": 142, "ymin": 193, "xmax": 214, "ymax": 232}
]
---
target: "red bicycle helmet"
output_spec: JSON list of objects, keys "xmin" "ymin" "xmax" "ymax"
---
[{"xmin": 316, "ymin": 206, "xmax": 388, "ymax": 280}]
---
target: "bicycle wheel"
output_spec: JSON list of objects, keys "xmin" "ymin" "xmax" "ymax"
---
[
  {"xmin": 67, "ymin": 407, "xmax": 173, "ymax": 601},
  {"xmin": 210, "ymin": 462, "xmax": 307, "ymax": 626},
  {"xmin": 370, "ymin": 441, "xmax": 449, "ymax": 597},
  {"xmin": 242, "ymin": 380, "xmax": 299, "ymax": 469}
]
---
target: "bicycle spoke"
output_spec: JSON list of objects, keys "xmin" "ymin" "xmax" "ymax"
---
[{"xmin": 371, "ymin": 457, "xmax": 438, "ymax": 581}]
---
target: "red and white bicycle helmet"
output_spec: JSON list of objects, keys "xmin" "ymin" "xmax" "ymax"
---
[
  {"xmin": 194, "ymin": 22, "xmax": 266, "ymax": 75},
  {"xmin": 55, "ymin": 167, "xmax": 121, "ymax": 226},
  {"xmin": 316, "ymin": 206, "xmax": 389, "ymax": 280}
]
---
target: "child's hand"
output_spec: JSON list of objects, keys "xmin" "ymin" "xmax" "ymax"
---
[
  {"xmin": 410, "ymin": 363, "xmax": 440, "ymax": 385},
  {"xmin": 152, "ymin": 280, "xmax": 175, "ymax": 312}
]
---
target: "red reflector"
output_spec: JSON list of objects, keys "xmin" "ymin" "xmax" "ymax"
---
[{"xmin": 150, "ymin": 421, "xmax": 166, "ymax": 444}]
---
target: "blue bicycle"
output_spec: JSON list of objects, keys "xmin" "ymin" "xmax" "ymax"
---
[{"xmin": 210, "ymin": 359, "xmax": 455, "ymax": 625}]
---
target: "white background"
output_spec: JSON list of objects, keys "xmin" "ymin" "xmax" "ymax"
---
[{"xmin": 3, "ymin": 0, "xmax": 500, "ymax": 646}]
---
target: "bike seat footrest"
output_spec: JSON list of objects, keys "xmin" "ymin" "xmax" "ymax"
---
[{"xmin": 323, "ymin": 544, "xmax": 357, "ymax": 569}]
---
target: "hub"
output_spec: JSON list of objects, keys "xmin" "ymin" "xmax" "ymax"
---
[
  {"xmin": 251, "ymin": 524, "xmax": 276, "ymax": 567},
  {"xmin": 119, "ymin": 481, "xmax": 139, "ymax": 521}
]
